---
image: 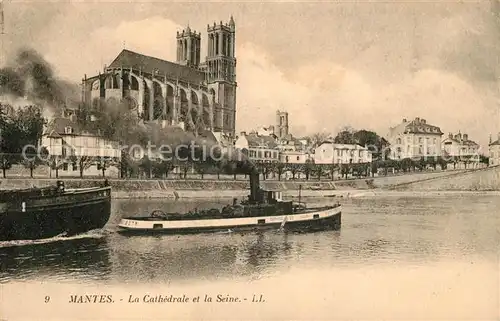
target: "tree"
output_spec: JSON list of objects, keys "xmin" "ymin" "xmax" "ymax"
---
[
  {"xmin": 47, "ymin": 155, "xmax": 64, "ymax": 178},
  {"xmin": 308, "ymin": 132, "xmax": 330, "ymax": 149},
  {"xmin": 77, "ymin": 155, "xmax": 95, "ymax": 178},
  {"xmin": 352, "ymin": 129, "xmax": 390, "ymax": 161},
  {"xmin": 275, "ymin": 163, "xmax": 285, "ymax": 181},
  {"xmin": 303, "ymin": 160, "xmax": 314, "ymax": 180},
  {"xmin": 194, "ymin": 162, "xmax": 208, "ymax": 179},
  {"xmin": 333, "ymin": 127, "xmax": 356, "ymax": 144},
  {"xmin": 0, "ymin": 154, "xmax": 13, "ymax": 178},
  {"xmin": 328, "ymin": 164, "xmax": 338, "ymax": 180},
  {"xmin": 138, "ymin": 155, "xmax": 153, "ymax": 178},
  {"xmin": 314, "ymin": 164, "xmax": 323, "ymax": 181},
  {"xmin": 97, "ymin": 156, "xmax": 117, "ymax": 178},
  {"xmin": 23, "ymin": 157, "xmax": 41, "ymax": 178},
  {"xmin": 152, "ymin": 159, "xmax": 174, "ymax": 178},
  {"xmin": 0, "ymin": 104, "xmax": 46, "ymax": 154}
]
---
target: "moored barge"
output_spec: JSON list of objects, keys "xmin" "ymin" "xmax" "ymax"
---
[
  {"xmin": 118, "ymin": 170, "xmax": 341, "ymax": 235},
  {"xmin": 0, "ymin": 180, "xmax": 112, "ymax": 241}
]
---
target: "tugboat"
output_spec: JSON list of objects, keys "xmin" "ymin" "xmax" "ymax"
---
[
  {"xmin": 118, "ymin": 170, "xmax": 341, "ymax": 235},
  {"xmin": 0, "ymin": 180, "xmax": 112, "ymax": 241}
]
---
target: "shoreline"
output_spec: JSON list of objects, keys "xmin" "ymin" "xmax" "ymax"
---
[{"xmin": 0, "ymin": 168, "xmax": 497, "ymax": 199}]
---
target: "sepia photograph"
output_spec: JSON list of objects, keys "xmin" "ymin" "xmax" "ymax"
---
[{"xmin": 0, "ymin": 0, "xmax": 499, "ymax": 320}]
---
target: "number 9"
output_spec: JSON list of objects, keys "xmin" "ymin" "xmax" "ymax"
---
[{"xmin": 44, "ymin": 296, "xmax": 50, "ymax": 303}]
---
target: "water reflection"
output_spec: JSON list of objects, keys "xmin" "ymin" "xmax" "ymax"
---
[{"xmin": 0, "ymin": 237, "xmax": 111, "ymax": 283}]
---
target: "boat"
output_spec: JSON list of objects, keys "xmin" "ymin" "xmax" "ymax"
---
[
  {"xmin": 0, "ymin": 180, "xmax": 112, "ymax": 241},
  {"xmin": 118, "ymin": 170, "xmax": 341, "ymax": 235}
]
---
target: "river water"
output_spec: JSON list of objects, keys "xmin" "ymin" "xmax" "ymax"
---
[{"xmin": 0, "ymin": 195, "xmax": 499, "ymax": 320}]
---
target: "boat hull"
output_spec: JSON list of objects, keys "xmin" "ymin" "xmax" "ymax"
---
[
  {"xmin": 0, "ymin": 187, "xmax": 111, "ymax": 242},
  {"xmin": 118, "ymin": 206, "xmax": 341, "ymax": 236}
]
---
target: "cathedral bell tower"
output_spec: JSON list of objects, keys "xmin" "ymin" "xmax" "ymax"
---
[
  {"xmin": 206, "ymin": 16, "xmax": 237, "ymax": 136},
  {"xmin": 176, "ymin": 25, "xmax": 201, "ymax": 68}
]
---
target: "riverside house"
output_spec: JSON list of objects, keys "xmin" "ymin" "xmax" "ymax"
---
[
  {"xmin": 314, "ymin": 141, "xmax": 372, "ymax": 165},
  {"xmin": 234, "ymin": 131, "xmax": 279, "ymax": 163},
  {"xmin": 442, "ymin": 132, "xmax": 480, "ymax": 167},
  {"xmin": 387, "ymin": 117, "xmax": 444, "ymax": 160},
  {"xmin": 489, "ymin": 133, "xmax": 500, "ymax": 166},
  {"xmin": 41, "ymin": 116, "xmax": 121, "ymax": 177}
]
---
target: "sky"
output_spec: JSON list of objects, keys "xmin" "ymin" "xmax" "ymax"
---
[{"xmin": 2, "ymin": 0, "xmax": 500, "ymax": 149}]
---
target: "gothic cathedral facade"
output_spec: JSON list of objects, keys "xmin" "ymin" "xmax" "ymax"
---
[{"xmin": 81, "ymin": 17, "xmax": 237, "ymax": 138}]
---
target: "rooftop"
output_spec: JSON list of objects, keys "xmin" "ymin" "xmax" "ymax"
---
[{"xmin": 108, "ymin": 49, "xmax": 206, "ymax": 84}]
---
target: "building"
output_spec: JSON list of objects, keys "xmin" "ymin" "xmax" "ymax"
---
[
  {"xmin": 387, "ymin": 117, "xmax": 443, "ymax": 160},
  {"xmin": 41, "ymin": 116, "xmax": 121, "ymax": 177},
  {"xmin": 234, "ymin": 132, "xmax": 279, "ymax": 163},
  {"xmin": 81, "ymin": 17, "xmax": 237, "ymax": 138},
  {"xmin": 275, "ymin": 110, "xmax": 289, "ymax": 139},
  {"xmin": 280, "ymin": 150, "xmax": 311, "ymax": 164},
  {"xmin": 256, "ymin": 126, "xmax": 276, "ymax": 137},
  {"xmin": 442, "ymin": 132, "xmax": 480, "ymax": 158},
  {"xmin": 489, "ymin": 133, "xmax": 500, "ymax": 166},
  {"xmin": 314, "ymin": 141, "xmax": 372, "ymax": 165}
]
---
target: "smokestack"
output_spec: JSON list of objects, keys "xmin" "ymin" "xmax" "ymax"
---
[
  {"xmin": 249, "ymin": 167, "xmax": 260, "ymax": 204},
  {"xmin": 463, "ymin": 134, "xmax": 468, "ymax": 141}
]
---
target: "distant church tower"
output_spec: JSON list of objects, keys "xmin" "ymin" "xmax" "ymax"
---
[
  {"xmin": 206, "ymin": 16, "xmax": 237, "ymax": 136},
  {"xmin": 276, "ymin": 110, "xmax": 289, "ymax": 139},
  {"xmin": 176, "ymin": 25, "xmax": 201, "ymax": 67}
]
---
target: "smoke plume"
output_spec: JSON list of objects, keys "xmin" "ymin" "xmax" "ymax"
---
[{"xmin": 0, "ymin": 47, "xmax": 80, "ymax": 117}]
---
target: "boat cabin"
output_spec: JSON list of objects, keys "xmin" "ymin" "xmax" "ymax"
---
[{"xmin": 260, "ymin": 189, "xmax": 283, "ymax": 204}]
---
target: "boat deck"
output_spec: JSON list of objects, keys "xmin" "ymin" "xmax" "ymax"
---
[{"xmin": 127, "ymin": 204, "xmax": 341, "ymax": 222}]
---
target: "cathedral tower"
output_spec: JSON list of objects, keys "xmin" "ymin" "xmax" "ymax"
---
[
  {"xmin": 176, "ymin": 25, "xmax": 201, "ymax": 67},
  {"xmin": 206, "ymin": 16, "xmax": 237, "ymax": 136}
]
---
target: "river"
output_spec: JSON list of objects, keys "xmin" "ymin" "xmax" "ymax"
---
[{"xmin": 0, "ymin": 194, "xmax": 499, "ymax": 320}]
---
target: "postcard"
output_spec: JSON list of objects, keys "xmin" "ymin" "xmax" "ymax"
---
[{"xmin": 0, "ymin": 0, "xmax": 499, "ymax": 320}]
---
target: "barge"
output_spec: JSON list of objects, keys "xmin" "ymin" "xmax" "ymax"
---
[{"xmin": 0, "ymin": 180, "xmax": 112, "ymax": 241}]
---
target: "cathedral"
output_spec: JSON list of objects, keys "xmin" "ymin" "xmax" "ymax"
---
[{"xmin": 81, "ymin": 16, "xmax": 237, "ymax": 138}]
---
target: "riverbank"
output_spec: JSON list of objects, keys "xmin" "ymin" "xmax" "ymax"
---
[{"xmin": 0, "ymin": 168, "xmax": 483, "ymax": 199}]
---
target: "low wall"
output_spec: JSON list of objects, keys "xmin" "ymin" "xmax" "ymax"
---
[{"xmin": 395, "ymin": 166, "xmax": 500, "ymax": 191}]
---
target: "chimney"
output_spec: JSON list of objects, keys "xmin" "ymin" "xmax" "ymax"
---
[
  {"xmin": 402, "ymin": 118, "xmax": 407, "ymax": 123},
  {"xmin": 448, "ymin": 133, "xmax": 453, "ymax": 139},
  {"xmin": 415, "ymin": 117, "xmax": 420, "ymax": 122},
  {"xmin": 421, "ymin": 119, "xmax": 426, "ymax": 124},
  {"xmin": 249, "ymin": 168, "xmax": 260, "ymax": 204},
  {"xmin": 463, "ymin": 134, "xmax": 468, "ymax": 141},
  {"xmin": 240, "ymin": 131, "xmax": 247, "ymax": 137}
]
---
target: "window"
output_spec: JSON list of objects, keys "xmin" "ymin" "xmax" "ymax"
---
[
  {"xmin": 63, "ymin": 163, "xmax": 68, "ymax": 171},
  {"xmin": 433, "ymin": 138, "xmax": 436, "ymax": 144},
  {"xmin": 286, "ymin": 156, "xmax": 289, "ymax": 162},
  {"xmin": 296, "ymin": 156, "xmax": 300, "ymax": 161},
  {"xmin": 72, "ymin": 163, "xmax": 77, "ymax": 171},
  {"xmin": 419, "ymin": 137, "xmax": 423, "ymax": 143},
  {"xmin": 64, "ymin": 126, "xmax": 73, "ymax": 134}
]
